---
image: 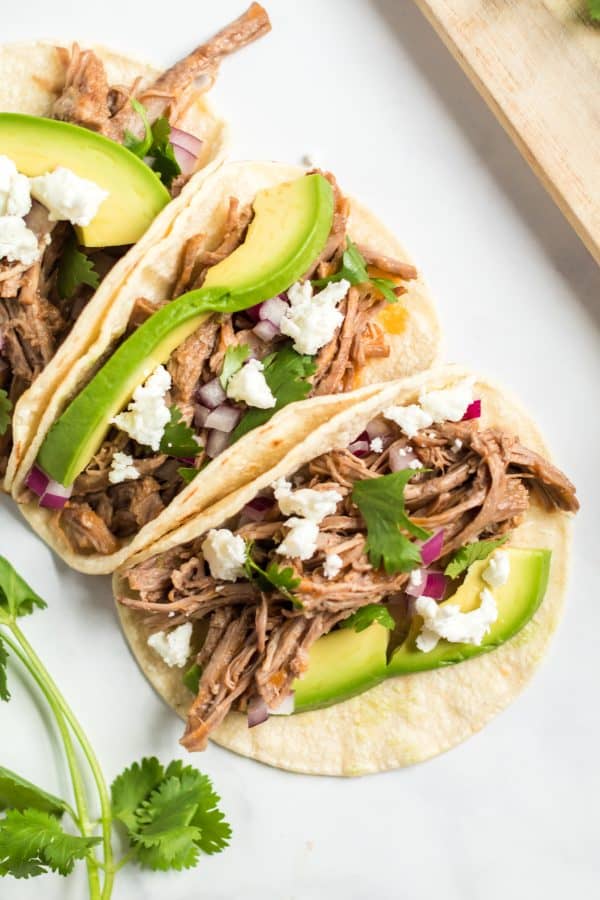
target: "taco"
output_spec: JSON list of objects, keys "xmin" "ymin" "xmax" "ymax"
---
[
  {"xmin": 12, "ymin": 161, "xmax": 441, "ymax": 573},
  {"xmin": 114, "ymin": 366, "xmax": 578, "ymax": 775},
  {"xmin": 0, "ymin": 3, "xmax": 271, "ymax": 486}
]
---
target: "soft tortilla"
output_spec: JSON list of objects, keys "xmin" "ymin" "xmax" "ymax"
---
[
  {"xmin": 0, "ymin": 40, "xmax": 227, "ymax": 487},
  {"xmin": 116, "ymin": 366, "xmax": 571, "ymax": 775},
  {"xmin": 12, "ymin": 160, "xmax": 441, "ymax": 573}
]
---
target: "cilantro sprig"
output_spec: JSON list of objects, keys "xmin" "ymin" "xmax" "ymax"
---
[
  {"xmin": 244, "ymin": 542, "xmax": 301, "ymax": 605},
  {"xmin": 340, "ymin": 604, "xmax": 395, "ymax": 633},
  {"xmin": 123, "ymin": 100, "xmax": 182, "ymax": 188},
  {"xmin": 231, "ymin": 346, "xmax": 316, "ymax": 442},
  {"xmin": 313, "ymin": 238, "xmax": 399, "ymax": 303},
  {"xmin": 0, "ymin": 556, "xmax": 230, "ymax": 896},
  {"xmin": 0, "ymin": 390, "xmax": 12, "ymax": 437},
  {"xmin": 588, "ymin": 1, "xmax": 600, "ymax": 22},
  {"xmin": 351, "ymin": 471, "xmax": 431, "ymax": 574},
  {"xmin": 444, "ymin": 535, "xmax": 509, "ymax": 579},
  {"xmin": 57, "ymin": 235, "xmax": 100, "ymax": 301},
  {"xmin": 160, "ymin": 407, "xmax": 201, "ymax": 458},
  {"xmin": 219, "ymin": 343, "xmax": 250, "ymax": 389}
]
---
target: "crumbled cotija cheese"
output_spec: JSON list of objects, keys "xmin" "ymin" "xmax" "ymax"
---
[
  {"xmin": 147, "ymin": 622, "xmax": 193, "ymax": 668},
  {"xmin": 272, "ymin": 478, "xmax": 342, "ymax": 522},
  {"xmin": 201, "ymin": 529, "xmax": 247, "ymax": 581},
  {"xmin": 482, "ymin": 550, "xmax": 510, "ymax": 588},
  {"xmin": 112, "ymin": 365, "xmax": 171, "ymax": 451},
  {"xmin": 280, "ymin": 279, "xmax": 348, "ymax": 355},
  {"xmin": 415, "ymin": 589, "xmax": 498, "ymax": 652},
  {"xmin": 276, "ymin": 517, "xmax": 319, "ymax": 560},
  {"xmin": 370, "ymin": 437, "xmax": 384, "ymax": 453},
  {"xmin": 419, "ymin": 378, "xmax": 475, "ymax": 423},
  {"xmin": 0, "ymin": 215, "xmax": 39, "ymax": 265},
  {"xmin": 384, "ymin": 403, "xmax": 433, "ymax": 438},
  {"xmin": 30, "ymin": 167, "xmax": 108, "ymax": 226},
  {"xmin": 0, "ymin": 155, "xmax": 31, "ymax": 218},
  {"xmin": 108, "ymin": 451, "xmax": 140, "ymax": 485},
  {"xmin": 323, "ymin": 553, "xmax": 343, "ymax": 579},
  {"xmin": 226, "ymin": 358, "xmax": 275, "ymax": 409}
]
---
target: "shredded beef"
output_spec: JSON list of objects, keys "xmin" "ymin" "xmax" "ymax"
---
[
  {"xmin": 60, "ymin": 502, "xmax": 120, "ymax": 555},
  {"xmin": 118, "ymin": 415, "xmax": 578, "ymax": 751}
]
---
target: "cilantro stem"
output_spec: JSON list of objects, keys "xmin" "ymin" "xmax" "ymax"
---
[
  {"xmin": 113, "ymin": 847, "xmax": 138, "ymax": 872},
  {"xmin": 6, "ymin": 623, "xmax": 115, "ymax": 898}
]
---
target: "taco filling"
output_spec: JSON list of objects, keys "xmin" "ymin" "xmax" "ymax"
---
[
  {"xmin": 26, "ymin": 171, "xmax": 418, "ymax": 557},
  {"xmin": 117, "ymin": 378, "xmax": 578, "ymax": 751},
  {"xmin": 0, "ymin": 3, "xmax": 270, "ymax": 475}
]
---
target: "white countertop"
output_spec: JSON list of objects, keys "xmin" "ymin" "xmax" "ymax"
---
[{"xmin": 1, "ymin": 1, "xmax": 599, "ymax": 898}]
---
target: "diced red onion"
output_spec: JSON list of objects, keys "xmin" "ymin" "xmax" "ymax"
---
[
  {"xmin": 269, "ymin": 692, "xmax": 295, "ymax": 716},
  {"xmin": 171, "ymin": 143, "xmax": 197, "ymax": 176},
  {"xmin": 259, "ymin": 296, "xmax": 288, "ymax": 326},
  {"xmin": 25, "ymin": 465, "xmax": 49, "ymax": 497},
  {"xmin": 253, "ymin": 319, "xmax": 279, "ymax": 342},
  {"xmin": 406, "ymin": 568, "xmax": 426, "ymax": 597},
  {"xmin": 178, "ymin": 456, "xmax": 196, "ymax": 465},
  {"xmin": 389, "ymin": 445, "xmax": 419, "ymax": 472},
  {"xmin": 246, "ymin": 303, "xmax": 262, "ymax": 323},
  {"xmin": 420, "ymin": 529, "xmax": 445, "ymax": 566},
  {"xmin": 206, "ymin": 429, "xmax": 230, "ymax": 459},
  {"xmin": 349, "ymin": 438, "xmax": 370, "ymax": 458},
  {"xmin": 242, "ymin": 495, "xmax": 275, "ymax": 522},
  {"xmin": 39, "ymin": 480, "xmax": 72, "ymax": 510},
  {"xmin": 193, "ymin": 403, "xmax": 211, "ymax": 428},
  {"xmin": 247, "ymin": 696, "xmax": 269, "ymax": 728},
  {"xmin": 462, "ymin": 399, "xmax": 481, "ymax": 421},
  {"xmin": 422, "ymin": 572, "xmax": 447, "ymax": 600},
  {"xmin": 197, "ymin": 378, "xmax": 226, "ymax": 410},
  {"xmin": 169, "ymin": 126, "xmax": 203, "ymax": 158},
  {"xmin": 366, "ymin": 418, "xmax": 392, "ymax": 442},
  {"xmin": 204, "ymin": 404, "xmax": 241, "ymax": 433}
]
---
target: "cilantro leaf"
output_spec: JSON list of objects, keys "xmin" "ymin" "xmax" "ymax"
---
[
  {"xmin": 589, "ymin": 0, "xmax": 600, "ymax": 22},
  {"xmin": 159, "ymin": 407, "xmax": 200, "ymax": 458},
  {"xmin": 0, "ymin": 556, "xmax": 46, "ymax": 623},
  {"xmin": 0, "ymin": 637, "xmax": 9, "ymax": 702},
  {"xmin": 444, "ymin": 535, "xmax": 509, "ymax": 579},
  {"xmin": 0, "ymin": 390, "xmax": 11, "ymax": 437},
  {"xmin": 341, "ymin": 604, "xmax": 395, "ymax": 633},
  {"xmin": 123, "ymin": 98, "xmax": 153, "ymax": 159},
  {"xmin": 177, "ymin": 466, "xmax": 198, "ymax": 485},
  {"xmin": 0, "ymin": 767, "xmax": 68, "ymax": 816},
  {"xmin": 231, "ymin": 346, "xmax": 316, "ymax": 442},
  {"xmin": 371, "ymin": 276, "xmax": 399, "ymax": 304},
  {"xmin": 56, "ymin": 235, "xmax": 100, "ymax": 301},
  {"xmin": 244, "ymin": 542, "xmax": 301, "ymax": 605},
  {"xmin": 351, "ymin": 472, "xmax": 431, "ymax": 574},
  {"xmin": 111, "ymin": 757, "xmax": 165, "ymax": 833},
  {"xmin": 219, "ymin": 343, "xmax": 250, "ymax": 389},
  {"xmin": 149, "ymin": 118, "xmax": 181, "ymax": 188},
  {"xmin": 313, "ymin": 237, "xmax": 368, "ymax": 287},
  {"xmin": 183, "ymin": 662, "xmax": 202, "ymax": 694},
  {"xmin": 0, "ymin": 809, "xmax": 99, "ymax": 878}
]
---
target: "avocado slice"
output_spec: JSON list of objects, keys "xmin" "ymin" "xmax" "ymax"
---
[
  {"xmin": 294, "ymin": 623, "xmax": 389, "ymax": 713},
  {"xmin": 36, "ymin": 174, "xmax": 334, "ymax": 487},
  {"xmin": 292, "ymin": 548, "xmax": 551, "ymax": 712},
  {"xmin": 0, "ymin": 113, "xmax": 170, "ymax": 246}
]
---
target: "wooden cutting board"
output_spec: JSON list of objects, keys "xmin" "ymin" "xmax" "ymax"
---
[{"xmin": 414, "ymin": 0, "xmax": 600, "ymax": 263}]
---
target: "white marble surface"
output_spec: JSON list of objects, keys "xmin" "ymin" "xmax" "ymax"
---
[{"xmin": 1, "ymin": 1, "xmax": 599, "ymax": 897}]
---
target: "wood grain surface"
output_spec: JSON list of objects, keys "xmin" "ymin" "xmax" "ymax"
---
[{"xmin": 413, "ymin": 0, "xmax": 600, "ymax": 263}]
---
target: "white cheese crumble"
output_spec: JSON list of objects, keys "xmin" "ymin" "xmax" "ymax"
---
[
  {"xmin": 112, "ymin": 365, "xmax": 171, "ymax": 451},
  {"xmin": 0, "ymin": 155, "xmax": 31, "ymax": 218},
  {"xmin": 226, "ymin": 358, "xmax": 275, "ymax": 409},
  {"xmin": 323, "ymin": 552, "xmax": 343, "ymax": 579},
  {"xmin": 276, "ymin": 517, "xmax": 319, "ymax": 560},
  {"xmin": 370, "ymin": 437, "xmax": 383, "ymax": 453},
  {"xmin": 415, "ymin": 589, "xmax": 498, "ymax": 652},
  {"xmin": 280, "ymin": 279, "xmax": 348, "ymax": 355},
  {"xmin": 201, "ymin": 528, "xmax": 247, "ymax": 582},
  {"xmin": 108, "ymin": 451, "xmax": 140, "ymax": 485},
  {"xmin": 272, "ymin": 478, "xmax": 342, "ymax": 523},
  {"xmin": 29, "ymin": 167, "xmax": 108, "ymax": 226},
  {"xmin": 147, "ymin": 622, "xmax": 192, "ymax": 668},
  {"xmin": 384, "ymin": 403, "xmax": 433, "ymax": 438},
  {"xmin": 419, "ymin": 378, "xmax": 475, "ymax": 424},
  {"xmin": 453, "ymin": 438, "xmax": 463, "ymax": 451},
  {"xmin": 408, "ymin": 568, "xmax": 424, "ymax": 590},
  {"xmin": 482, "ymin": 550, "xmax": 510, "ymax": 588},
  {"xmin": 0, "ymin": 215, "xmax": 39, "ymax": 265}
]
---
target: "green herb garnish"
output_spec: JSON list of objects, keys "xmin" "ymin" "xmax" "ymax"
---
[
  {"xmin": 0, "ymin": 556, "xmax": 230, "ymax": 895},
  {"xmin": 183, "ymin": 663, "xmax": 202, "ymax": 695},
  {"xmin": 444, "ymin": 535, "xmax": 510, "ymax": 579},
  {"xmin": 341, "ymin": 604, "xmax": 395, "ymax": 633},
  {"xmin": 219, "ymin": 344, "xmax": 250, "ymax": 389},
  {"xmin": 57, "ymin": 235, "xmax": 100, "ymax": 300},
  {"xmin": 244, "ymin": 542, "xmax": 301, "ymax": 605},
  {"xmin": 588, "ymin": 0, "xmax": 600, "ymax": 22},
  {"xmin": 351, "ymin": 471, "xmax": 431, "ymax": 574},
  {"xmin": 231, "ymin": 347, "xmax": 316, "ymax": 442},
  {"xmin": 123, "ymin": 101, "xmax": 181, "ymax": 188},
  {"xmin": 0, "ymin": 390, "xmax": 11, "ymax": 437},
  {"xmin": 313, "ymin": 238, "xmax": 398, "ymax": 301},
  {"xmin": 177, "ymin": 466, "xmax": 199, "ymax": 485},
  {"xmin": 159, "ymin": 407, "xmax": 200, "ymax": 458},
  {"xmin": 123, "ymin": 98, "xmax": 153, "ymax": 159}
]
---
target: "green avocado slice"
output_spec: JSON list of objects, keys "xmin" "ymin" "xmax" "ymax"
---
[
  {"xmin": 292, "ymin": 548, "xmax": 551, "ymax": 713},
  {"xmin": 36, "ymin": 174, "xmax": 334, "ymax": 487},
  {"xmin": 0, "ymin": 113, "xmax": 170, "ymax": 246}
]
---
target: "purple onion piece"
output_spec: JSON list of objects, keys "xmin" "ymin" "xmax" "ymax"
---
[
  {"xmin": 462, "ymin": 399, "xmax": 481, "ymax": 421},
  {"xmin": 197, "ymin": 378, "xmax": 227, "ymax": 410},
  {"xmin": 365, "ymin": 418, "xmax": 392, "ymax": 442},
  {"xmin": 389, "ymin": 445, "xmax": 419, "ymax": 472},
  {"xmin": 247, "ymin": 696, "xmax": 269, "ymax": 729},
  {"xmin": 204, "ymin": 404, "xmax": 241, "ymax": 433},
  {"xmin": 420, "ymin": 529, "xmax": 445, "ymax": 566},
  {"xmin": 243, "ymin": 495, "xmax": 275, "ymax": 522},
  {"xmin": 25, "ymin": 465, "xmax": 49, "ymax": 497},
  {"xmin": 39, "ymin": 480, "xmax": 72, "ymax": 510},
  {"xmin": 169, "ymin": 126, "xmax": 203, "ymax": 157},
  {"xmin": 253, "ymin": 319, "xmax": 279, "ymax": 342},
  {"xmin": 194, "ymin": 403, "xmax": 211, "ymax": 429},
  {"xmin": 422, "ymin": 572, "xmax": 447, "ymax": 601},
  {"xmin": 259, "ymin": 296, "xmax": 288, "ymax": 326},
  {"xmin": 206, "ymin": 429, "xmax": 230, "ymax": 459},
  {"xmin": 171, "ymin": 143, "xmax": 197, "ymax": 176},
  {"xmin": 405, "ymin": 568, "xmax": 426, "ymax": 598}
]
